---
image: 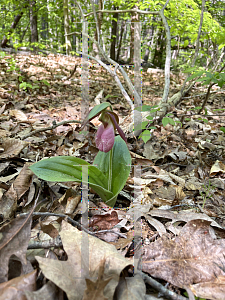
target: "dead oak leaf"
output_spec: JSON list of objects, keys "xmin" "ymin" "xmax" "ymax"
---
[
  {"xmin": 83, "ymin": 261, "xmax": 111, "ymax": 300},
  {"xmin": 0, "ymin": 138, "xmax": 28, "ymax": 159},
  {"xmin": 36, "ymin": 220, "xmax": 132, "ymax": 300},
  {"xmin": 0, "ymin": 270, "xmax": 36, "ymax": 300},
  {"xmin": 142, "ymin": 219, "xmax": 225, "ymax": 289},
  {"xmin": 89, "ymin": 211, "xmax": 119, "ymax": 231},
  {"xmin": 0, "ymin": 214, "xmax": 33, "ymax": 283}
]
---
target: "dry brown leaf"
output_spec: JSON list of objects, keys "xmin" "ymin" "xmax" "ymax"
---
[
  {"xmin": 0, "ymin": 138, "xmax": 28, "ymax": 159},
  {"xmin": 210, "ymin": 160, "xmax": 225, "ymax": 175},
  {"xmin": 114, "ymin": 273, "xmax": 146, "ymax": 300},
  {"xmin": 0, "ymin": 270, "xmax": 36, "ymax": 300},
  {"xmin": 40, "ymin": 223, "xmax": 59, "ymax": 239},
  {"xmin": 0, "ymin": 171, "xmax": 20, "ymax": 183},
  {"xmin": 174, "ymin": 185, "xmax": 186, "ymax": 200},
  {"xmin": 58, "ymin": 188, "xmax": 81, "ymax": 214},
  {"xmin": 111, "ymin": 231, "xmax": 134, "ymax": 250},
  {"xmin": 143, "ymin": 214, "xmax": 167, "ymax": 236},
  {"xmin": 10, "ymin": 109, "xmax": 28, "ymax": 122},
  {"xmin": 142, "ymin": 219, "xmax": 225, "ymax": 290},
  {"xmin": 12, "ymin": 163, "xmax": 33, "ymax": 200},
  {"xmin": 149, "ymin": 209, "xmax": 222, "ymax": 228},
  {"xmin": 36, "ymin": 220, "xmax": 132, "ymax": 300},
  {"xmin": 154, "ymin": 186, "xmax": 176, "ymax": 202},
  {"xmin": 83, "ymin": 260, "xmax": 111, "ymax": 300},
  {"xmin": 185, "ymin": 178, "xmax": 202, "ymax": 190},
  {"xmin": 190, "ymin": 275, "xmax": 225, "ymax": 300},
  {"xmin": 25, "ymin": 281, "xmax": 59, "ymax": 300},
  {"xmin": 0, "ymin": 163, "xmax": 33, "ymax": 218},
  {"xmin": 89, "ymin": 211, "xmax": 119, "ymax": 231},
  {"xmin": 0, "ymin": 214, "xmax": 33, "ymax": 283},
  {"xmin": 0, "ymin": 184, "xmax": 18, "ymax": 218}
]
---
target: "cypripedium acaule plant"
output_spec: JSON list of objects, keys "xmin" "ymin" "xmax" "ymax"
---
[{"xmin": 30, "ymin": 102, "xmax": 131, "ymax": 207}]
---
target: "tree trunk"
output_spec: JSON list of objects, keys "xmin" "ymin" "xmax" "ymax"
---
[
  {"xmin": 29, "ymin": 0, "xmax": 38, "ymax": 43},
  {"xmin": 47, "ymin": 0, "xmax": 53, "ymax": 49},
  {"xmin": 20, "ymin": 22, "xmax": 30, "ymax": 43},
  {"xmin": 41, "ymin": 14, "xmax": 48, "ymax": 41},
  {"xmin": 116, "ymin": 20, "xmax": 126, "ymax": 62},
  {"xmin": 1, "ymin": 1, "xmax": 29, "ymax": 48},
  {"xmin": 71, "ymin": 2, "xmax": 76, "ymax": 51},
  {"xmin": 63, "ymin": 0, "xmax": 71, "ymax": 55},
  {"xmin": 110, "ymin": 6, "xmax": 118, "ymax": 61},
  {"xmin": 93, "ymin": 0, "xmax": 103, "ymax": 58},
  {"xmin": 129, "ymin": 5, "xmax": 139, "ymax": 63}
]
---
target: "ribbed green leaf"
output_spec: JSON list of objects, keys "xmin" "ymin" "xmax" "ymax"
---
[
  {"xmin": 29, "ymin": 156, "xmax": 113, "ymax": 202},
  {"xmin": 94, "ymin": 136, "xmax": 131, "ymax": 206}
]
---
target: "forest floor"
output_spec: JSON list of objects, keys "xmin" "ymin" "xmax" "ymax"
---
[{"xmin": 0, "ymin": 51, "xmax": 225, "ymax": 300}]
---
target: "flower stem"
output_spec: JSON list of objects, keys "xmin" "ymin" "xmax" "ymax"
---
[{"xmin": 108, "ymin": 148, "xmax": 113, "ymax": 191}]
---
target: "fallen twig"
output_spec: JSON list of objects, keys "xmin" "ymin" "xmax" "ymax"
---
[
  {"xmin": 138, "ymin": 271, "xmax": 188, "ymax": 300},
  {"xmin": 15, "ymin": 119, "xmax": 82, "ymax": 140}
]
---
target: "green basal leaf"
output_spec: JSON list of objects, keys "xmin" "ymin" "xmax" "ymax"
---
[
  {"xmin": 94, "ymin": 136, "xmax": 131, "ymax": 207},
  {"xmin": 87, "ymin": 102, "xmax": 112, "ymax": 120},
  {"xmin": 29, "ymin": 156, "xmax": 113, "ymax": 202}
]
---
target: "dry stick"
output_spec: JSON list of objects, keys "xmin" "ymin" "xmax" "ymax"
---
[
  {"xmin": 67, "ymin": 31, "xmax": 135, "ymax": 109},
  {"xmin": 198, "ymin": 64, "xmax": 225, "ymax": 114},
  {"xmin": 138, "ymin": 271, "xmax": 188, "ymax": 300},
  {"xmin": 16, "ymin": 120, "xmax": 82, "ymax": 140},
  {"xmin": 173, "ymin": 113, "xmax": 225, "ymax": 118},
  {"xmin": 63, "ymin": 64, "xmax": 77, "ymax": 80},
  {"xmin": 28, "ymin": 236, "xmax": 63, "ymax": 249},
  {"xmin": 77, "ymin": 49, "xmax": 134, "ymax": 109},
  {"xmin": 183, "ymin": 88, "xmax": 225, "ymax": 98},
  {"xmin": 20, "ymin": 211, "xmax": 127, "ymax": 243}
]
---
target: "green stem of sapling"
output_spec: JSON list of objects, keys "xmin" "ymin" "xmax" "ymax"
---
[{"xmin": 108, "ymin": 148, "xmax": 113, "ymax": 191}]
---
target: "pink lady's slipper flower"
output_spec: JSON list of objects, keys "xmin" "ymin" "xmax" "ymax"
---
[
  {"xmin": 95, "ymin": 110, "xmax": 127, "ymax": 153},
  {"xmin": 95, "ymin": 122, "xmax": 115, "ymax": 152},
  {"xmin": 81, "ymin": 103, "xmax": 127, "ymax": 153}
]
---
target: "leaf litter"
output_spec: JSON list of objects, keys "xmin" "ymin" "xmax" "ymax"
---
[{"xmin": 0, "ymin": 52, "xmax": 225, "ymax": 299}]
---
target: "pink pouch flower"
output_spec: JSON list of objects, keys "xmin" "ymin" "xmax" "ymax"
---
[{"xmin": 95, "ymin": 123, "xmax": 115, "ymax": 153}]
